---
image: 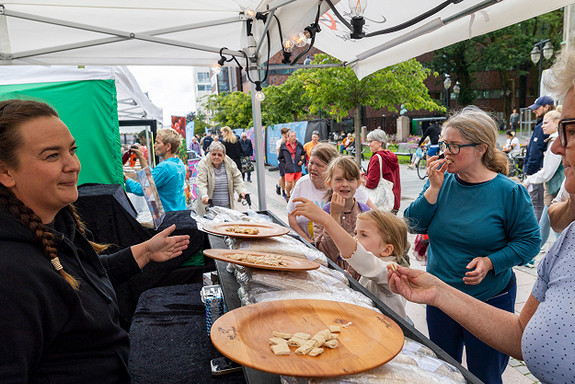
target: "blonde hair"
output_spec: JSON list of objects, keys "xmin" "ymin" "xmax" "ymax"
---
[
  {"xmin": 443, "ymin": 106, "xmax": 508, "ymax": 175},
  {"xmin": 546, "ymin": 49, "xmax": 575, "ymax": 99},
  {"xmin": 324, "ymin": 156, "xmax": 361, "ymax": 200},
  {"xmin": 157, "ymin": 128, "xmax": 182, "ymax": 154},
  {"xmin": 221, "ymin": 126, "xmax": 238, "ymax": 144},
  {"xmin": 357, "ymin": 210, "xmax": 409, "ymax": 265},
  {"xmin": 545, "ymin": 106, "xmax": 562, "ymax": 121}
]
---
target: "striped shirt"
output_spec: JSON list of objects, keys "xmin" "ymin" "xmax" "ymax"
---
[{"xmin": 212, "ymin": 165, "xmax": 230, "ymax": 208}]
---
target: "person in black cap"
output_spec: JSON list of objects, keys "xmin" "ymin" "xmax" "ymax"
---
[{"xmin": 524, "ymin": 95, "xmax": 555, "ymax": 222}]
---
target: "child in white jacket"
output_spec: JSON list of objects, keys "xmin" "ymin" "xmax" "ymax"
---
[{"xmin": 292, "ymin": 199, "xmax": 408, "ymax": 319}]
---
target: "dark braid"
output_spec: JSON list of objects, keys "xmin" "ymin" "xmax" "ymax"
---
[
  {"xmin": 0, "ymin": 186, "xmax": 79, "ymax": 290},
  {"xmin": 0, "ymin": 99, "xmax": 79, "ymax": 290},
  {"xmin": 66, "ymin": 205, "xmax": 109, "ymax": 254}
]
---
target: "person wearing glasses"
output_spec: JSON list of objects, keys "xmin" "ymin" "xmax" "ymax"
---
[
  {"xmin": 393, "ymin": 48, "xmax": 575, "ymax": 384},
  {"xmin": 403, "ymin": 106, "xmax": 540, "ymax": 384}
]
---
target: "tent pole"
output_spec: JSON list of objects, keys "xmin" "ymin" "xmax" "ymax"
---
[{"xmin": 250, "ymin": 76, "xmax": 267, "ymax": 211}]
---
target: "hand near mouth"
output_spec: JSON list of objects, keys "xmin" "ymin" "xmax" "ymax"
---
[{"xmin": 329, "ymin": 192, "xmax": 346, "ymax": 222}]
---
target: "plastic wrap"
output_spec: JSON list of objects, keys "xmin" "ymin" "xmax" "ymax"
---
[
  {"xmin": 233, "ymin": 235, "xmax": 329, "ymax": 266},
  {"xmin": 246, "ymin": 289, "xmax": 377, "ymax": 312},
  {"xmin": 239, "ymin": 268, "xmax": 349, "ymax": 293},
  {"xmin": 280, "ymin": 338, "xmax": 465, "ymax": 384}
]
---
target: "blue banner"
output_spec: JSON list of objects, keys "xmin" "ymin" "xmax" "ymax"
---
[{"xmin": 265, "ymin": 121, "xmax": 309, "ymax": 166}]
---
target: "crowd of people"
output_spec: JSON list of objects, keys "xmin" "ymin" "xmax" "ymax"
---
[{"xmin": 3, "ymin": 41, "xmax": 575, "ymax": 383}]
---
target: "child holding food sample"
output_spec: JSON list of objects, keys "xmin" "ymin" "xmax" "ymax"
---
[
  {"xmin": 310, "ymin": 156, "xmax": 369, "ymax": 276},
  {"xmin": 293, "ymin": 183, "xmax": 408, "ymax": 318}
]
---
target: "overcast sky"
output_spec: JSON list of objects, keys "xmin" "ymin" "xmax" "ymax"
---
[{"xmin": 128, "ymin": 66, "xmax": 197, "ymax": 125}]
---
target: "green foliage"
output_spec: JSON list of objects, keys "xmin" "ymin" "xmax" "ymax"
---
[
  {"xmin": 205, "ymin": 91, "xmax": 252, "ymax": 128},
  {"xmin": 300, "ymin": 54, "xmax": 444, "ymax": 122},
  {"xmin": 426, "ymin": 8, "xmax": 564, "ymax": 107}
]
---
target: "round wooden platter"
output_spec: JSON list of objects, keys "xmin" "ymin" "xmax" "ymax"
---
[
  {"xmin": 210, "ymin": 299, "xmax": 404, "ymax": 377},
  {"xmin": 202, "ymin": 221, "xmax": 290, "ymax": 238},
  {"xmin": 203, "ymin": 249, "xmax": 320, "ymax": 272}
]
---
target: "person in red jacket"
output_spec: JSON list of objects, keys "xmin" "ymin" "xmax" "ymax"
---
[{"xmin": 364, "ymin": 129, "xmax": 401, "ymax": 213}]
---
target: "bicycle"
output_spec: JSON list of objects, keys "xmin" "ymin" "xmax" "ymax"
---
[
  {"xmin": 507, "ymin": 153, "xmax": 526, "ymax": 181},
  {"xmin": 415, "ymin": 147, "xmax": 428, "ymax": 180}
]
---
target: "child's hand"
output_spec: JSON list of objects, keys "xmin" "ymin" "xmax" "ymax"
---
[
  {"xmin": 330, "ymin": 192, "xmax": 345, "ymax": 220},
  {"xmin": 292, "ymin": 197, "xmax": 330, "ymax": 225}
]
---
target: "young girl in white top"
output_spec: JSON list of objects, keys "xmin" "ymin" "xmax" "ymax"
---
[{"xmin": 292, "ymin": 199, "xmax": 408, "ymax": 319}]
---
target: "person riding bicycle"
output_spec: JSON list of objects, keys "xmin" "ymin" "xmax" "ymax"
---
[
  {"xmin": 408, "ymin": 138, "xmax": 429, "ymax": 169},
  {"xmin": 418, "ymin": 121, "xmax": 442, "ymax": 157}
]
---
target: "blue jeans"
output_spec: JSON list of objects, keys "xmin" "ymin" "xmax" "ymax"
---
[
  {"xmin": 426, "ymin": 273, "xmax": 517, "ymax": 384},
  {"xmin": 539, "ymin": 205, "xmax": 559, "ymax": 249}
]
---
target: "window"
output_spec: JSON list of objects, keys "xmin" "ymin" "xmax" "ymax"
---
[
  {"xmin": 197, "ymin": 72, "xmax": 210, "ymax": 82},
  {"xmin": 197, "ymin": 84, "xmax": 210, "ymax": 91}
]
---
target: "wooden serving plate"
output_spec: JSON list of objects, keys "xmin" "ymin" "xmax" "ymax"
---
[
  {"xmin": 202, "ymin": 221, "xmax": 290, "ymax": 238},
  {"xmin": 210, "ymin": 299, "xmax": 404, "ymax": 377},
  {"xmin": 203, "ymin": 249, "xmax": 320, "ymax": 271}
]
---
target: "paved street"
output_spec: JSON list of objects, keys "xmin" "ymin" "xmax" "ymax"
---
[{"xmin": 233, "ymin": 156, "xmax": 547, "ymax": 384}]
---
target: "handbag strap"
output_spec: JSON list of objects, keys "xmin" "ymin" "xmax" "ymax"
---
[{"xmin": 375, "ymin": 153, "xmax": 384, "ymax": 180}]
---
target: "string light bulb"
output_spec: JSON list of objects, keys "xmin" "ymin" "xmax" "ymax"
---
[
  {"xmin": 294, "ymin": 32, "xmax": 308, "ymax": 47},
  {"xmin": 245, "ymin": 9, "xmax": 256, "ymax": 19},
  {"xmin": 255, "ymin": 82, "xmax": 265, "ymax": 102},
  {"xmin": 211, "ymin": 63, "xmax": 221, "ymax": 75},
  {"xmin": 283, "ymin": 39, "xmax": 295, "ymax": 52},
  {"xmin": 348, "ymin": 0, "xmax": 368, "ymax": 17}
]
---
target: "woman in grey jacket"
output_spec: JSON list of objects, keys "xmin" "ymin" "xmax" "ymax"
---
[{"xmin": 196, "ymin": 141, "xmax": 248, "ymax": 216}]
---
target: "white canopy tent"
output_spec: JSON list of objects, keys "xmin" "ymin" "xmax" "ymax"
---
[{"xmin": 0, "ymin": 0, "xmax": 572, "ymax": 208}]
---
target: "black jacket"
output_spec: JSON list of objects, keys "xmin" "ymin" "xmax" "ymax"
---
[
  {"xmin": 278, "ymin": 140, "xmax": 306, "ymax": 173},
  {"xmin": 240, "ymin": 138, "xmax": 253, "ymax": 157},
  {"xmin": 0, "ymin": 207, "xmax": 140, "ymax": 383},
  {"xmin": 419, "ymin": 123, "xmax": 442, "ymax": 146},
  {"xmin": 523, "ymin": 118, "xmax": 549, "ymax": 175},
  {"xmin": 223, "ymin": 137, "xmax": 243, "ymax": 172}
]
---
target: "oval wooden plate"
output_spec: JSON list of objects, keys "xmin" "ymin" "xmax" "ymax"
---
[
  {"xmin": 203, "ymin": 249, "xmax": 320, "ymax": 271},
  {"xmin": 210, "ymin": 299, "xmax": 404, "ymax": 377},
  {"xmin": 202, "ymin": 221, "xmax": 290, "ymax": 238}
]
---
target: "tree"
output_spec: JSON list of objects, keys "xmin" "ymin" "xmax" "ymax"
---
[
  {"xmin": 186, "ymin": 110, "xmax": 209, "ymax": 136},
  {"xmin": 299, "ymin": 54, "xmax": 444, "ymax": 163},
  {"xmin": 427, "ymin": 8, "xmax": 563, "ymax": 119},
  {"xmin": 205, "ymin": 91, "xmax": 252, "ymax": 128}
]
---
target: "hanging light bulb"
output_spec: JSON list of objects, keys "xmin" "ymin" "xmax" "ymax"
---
[
  {"xmin": 211, "ymin": 63, "xmax": 221, "ymax": 75},
  {"xmin": 255, "ymin": 82, "xmax": 265, "ymax": 102},
  {"xmin": 283, "ymin": 39, "xmax": 295, "ymax": 53},
  {"xmin": 244, "ymin": 9, "xmax": 256, "ymax": 19},
  {"xmin": 255, "ymin": 90, "xmax": 265, "ymax": 102},
  {"xmin": 348, "ymin": 0, "xmax": 368, "ymax": 17},
  {"xmin": 294, "ymin": 32, "xmax": 308, "ymax": 47}
]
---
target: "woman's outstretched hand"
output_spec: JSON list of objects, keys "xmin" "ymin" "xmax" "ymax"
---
[
  {"xmin": 132, "ymin": 224, "xmax": 190, "ymax": 268},
  {"xmin": 387, "ymin": 266, "xmax": 443, "ymax": 306}
]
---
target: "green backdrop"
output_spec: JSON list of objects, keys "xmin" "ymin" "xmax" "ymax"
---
[{"xmin": 0, "ymin": 79, "xmax": 123, "ymax": 185}]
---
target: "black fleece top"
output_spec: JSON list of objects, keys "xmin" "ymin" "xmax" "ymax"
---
[{"xmin": 0, "ymin": 207, "xmax": 141, "ymax": 383}]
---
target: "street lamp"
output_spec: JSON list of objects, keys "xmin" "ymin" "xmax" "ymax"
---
[
  {"xmin": 443, "ymin": 74, "xmax": 452, "ymax": 113},
  {"xmin": 530, "ymin": 39, "xmax": 554, "ymax": 97},
  {"xmin": 453, "ymin": 81, "xmax": 461, "ymax": 109}
]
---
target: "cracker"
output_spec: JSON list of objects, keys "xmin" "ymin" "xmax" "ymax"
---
[
  {"xmin": 324, "ymin": 339, "xmax": 339, "ymax": 349},
  {"xmin": 269, "ymin": 337, "xmax": 288, "ymax": 345},
  {"xmin": 295, "ymin": 339, "xmax": 318, "ymax": 355},
  {"xmin": 272, "ymin": 331, "xmax": 292, "ymax": 339},
  {"xmin": 270, "ymin": 343, "xmax": 291, "ymax": 355},
  {"xmin": 292, "ymin": 332, "xmax": 310, "ymax": 340},
  {"xmin": 328, "ymin": 325, "xmax": 341, "ymax": 333},
  {"xmin": 308, "ymin": 347, "xmax": 324, "ymax": 357},
  {"xmin": 287, "ymin": 336, "xmax": 306, "ymax": 347}
]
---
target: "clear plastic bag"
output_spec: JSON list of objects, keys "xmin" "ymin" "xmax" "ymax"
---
[
  {"xmin": 233, "ymin": 235, "xmax": 329, "ymax": 266},
  {"xmin": 247, "ymin": 289, "xmax": 377, "ymax": 311},
  {"xmin": 280, "ymin": 338, "xmax": 465, "ymax": 384},
  {"xmin": 239, "ymin": 268, "xmax": 349, "ymax": 293}
]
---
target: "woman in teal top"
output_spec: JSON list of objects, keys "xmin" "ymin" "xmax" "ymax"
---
[
  {"xmin": 125, "ymin": 128, "xmax": 187, "ymax": 212},
  {"xmin": 404, "ymin": 106, "xmax": 540, "ymax": 384}
]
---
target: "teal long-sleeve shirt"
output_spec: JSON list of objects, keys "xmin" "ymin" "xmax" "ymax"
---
[
  {"xmin": 404, "ymin": 173, "xmax": 540, "ymax": 301},
  {"xmin": 125, "ymin": 157, "xmax": 187, "ymax": 212}
]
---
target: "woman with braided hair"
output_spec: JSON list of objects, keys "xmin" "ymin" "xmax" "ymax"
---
[{"xmin": 0, "ymin": 99, "xmax": 190, "ymax": 383}]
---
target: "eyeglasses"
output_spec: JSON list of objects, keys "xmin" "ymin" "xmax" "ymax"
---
[
  {"xmin": 439, "ymin": 141, "xmax": 479, "ymax": 155},
  {"xmin": 558, "ymin": 118, "xmax": 575, "ymax": 147}
]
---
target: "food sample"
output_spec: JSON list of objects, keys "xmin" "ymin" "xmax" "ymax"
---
[
  {"xmin": 229, "ymin": 253, "xmax": 288, "ymax": 267},
  {"xmin": 225, "ymin": 225, "xmax": 260, "ymax": 235},
  {"xmin": 270, "ymin": 343, "xmax": 291, "ymax": 355},
  {"xmin": 389, "ymin": 262, "xmax": 400, "ymax": 273},
  {"xmin": 270, "ymin": 326, "xmax": 342, "ymax": 357}
]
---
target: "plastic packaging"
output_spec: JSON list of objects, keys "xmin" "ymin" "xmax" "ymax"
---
[
  {"xmin": 280, "ymin": 338, "xmax": 465, "ymax": 384},
  {"xmin": 233, "ymin": 235, "xmax": 328, "ymax": 266}
]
